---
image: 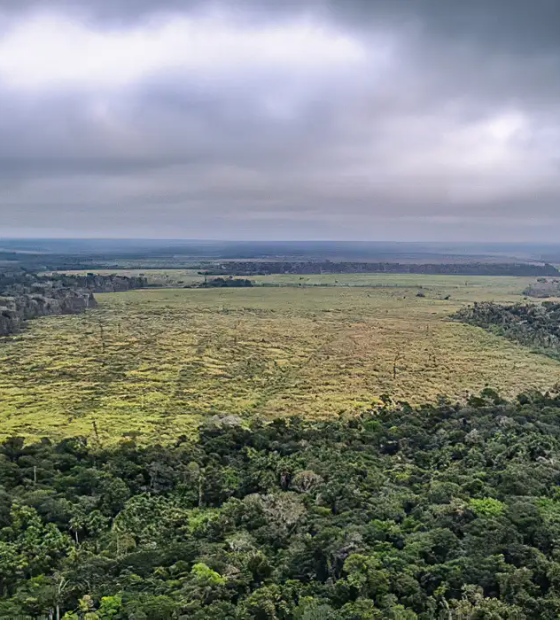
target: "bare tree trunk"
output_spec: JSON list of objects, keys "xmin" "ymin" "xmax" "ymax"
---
[
  {"xmin": 92, "ymin": 419, "xmax": 101, "ymax": 446},
  {"xmin": 99, "ymin": 322, "xmax": 106, "ymax": 354},
  {"xmin": 393, "ymin": 350, "xmax": 403, "ymax": 380}
]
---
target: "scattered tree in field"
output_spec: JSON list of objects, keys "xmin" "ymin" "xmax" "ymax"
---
[{"xmin": 393, "ymin": 348, "xmax": 403, "ymax": 379}]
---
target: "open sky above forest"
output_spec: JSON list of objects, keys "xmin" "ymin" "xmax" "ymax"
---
[{"xmin": 1, "ymin": 0, "xmax": 559, "ymax": 241}]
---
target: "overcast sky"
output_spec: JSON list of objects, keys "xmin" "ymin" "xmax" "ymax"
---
[{"xmin": 1, "ymin": 0, "xmax": 559, "ymax": 241}]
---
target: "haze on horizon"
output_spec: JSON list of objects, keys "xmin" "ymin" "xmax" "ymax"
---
[{"xmin": 1, "ymin": 0, "xmax": 559, "ymax": 242}]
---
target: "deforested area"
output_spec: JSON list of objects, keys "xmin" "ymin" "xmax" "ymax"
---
[{"xmin": 3, "ymin": 278, "xmax": 560, "ymax": 442}]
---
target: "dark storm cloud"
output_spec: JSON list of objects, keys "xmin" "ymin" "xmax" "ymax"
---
[{"xmin": 1, "ymin": 0, "xmax": 560, "ymax": 240}]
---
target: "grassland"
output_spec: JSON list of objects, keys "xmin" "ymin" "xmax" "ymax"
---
[
  {"xmin": 52, "ymin": 268, "xmax": 547, "ymax": 291},
  {"xmin": 1, "ymin": 274, "xmax": 559, "ymax": 443}
]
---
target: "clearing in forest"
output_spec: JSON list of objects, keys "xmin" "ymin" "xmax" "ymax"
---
[{"xmin": 1, "ymin": 275, "xmax": 559, "ymax": 442}]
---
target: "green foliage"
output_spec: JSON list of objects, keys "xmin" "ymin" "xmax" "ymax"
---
[
  {"xmin": 190, "ymin": 562, "xmax": 227, "ymax": 586},
  {"xmin": 455, "ymin": 301, "xmax": 560, "ymax": 359},
  {"xmin": 3, "ymin": 393, "xmax": 560, "ymax": 616},
  {"xmin": 469, "ymin": 498, "xmax": 505, "ymax": 518}
]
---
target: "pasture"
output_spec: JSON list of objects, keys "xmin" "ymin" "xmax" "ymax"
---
[{"xmin": 1, "ymin": 274, "xmax": 559, "ymax": 443}]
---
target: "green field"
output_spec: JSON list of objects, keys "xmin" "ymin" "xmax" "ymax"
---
[{"xmin": 1, "ymin": 274, "xmax": 559, "ymax": 443}]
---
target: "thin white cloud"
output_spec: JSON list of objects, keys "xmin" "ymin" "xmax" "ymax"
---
[{"xmin": 0, "ymin": 12, "xmax": 369, "ymax": 90}]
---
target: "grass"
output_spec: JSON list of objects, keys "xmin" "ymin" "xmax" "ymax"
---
[
  {"xmin": 1, "ymin": 275, "xmax": 559, "ymax": 444},
  {"xmin": 52, "ymin": 269, "xmax": 540, "ymax": 293}
]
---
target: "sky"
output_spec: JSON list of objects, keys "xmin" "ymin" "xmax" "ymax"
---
[{"xmin": 1, "ymin": 0, "xmax": 559, "ymax": 241}]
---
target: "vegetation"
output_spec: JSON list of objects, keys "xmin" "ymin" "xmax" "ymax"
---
[
  {"xmin": 2, "ymin": 279, "xmax": 560, "ymax": 443},
  {"xmin": 523, "ymin": 279, "xmax": 560, "ymax": 298},
  {"xmin": 0, "ymin": 281, "xmax": 96, "ymax": 338},
  {"xmin": 204, "ymin": 261, "xmax": 560, "ymax": 277},
  {"xmin": 199, "ymin": 278, "xmax": 254, "ymax": 288},
  {"xmin": 1, "ymin": 272, "xmax": 147, "ymax": 295},
  {"xmin": 455, "ymin": 302, "xmax": 560, "ymax": 360},
  {"xmin": 0, "ymin": 273, "xmax": 147, "ymax": 338},
  {"xmin": 54, "ymin": 270, "xmax": 204, "ymax": 289},
  {"xmin": 4, "ymin": 239, "xmax": 556, "ymax": 272},
  {"xmin": 50, "ymin": 274, "xmax": 148, "ymax": 293},
  {"xmin": 55, "ymin": 270, "xmax": 542, "ymax": 290},
  {"xmin": 3, "ymin": 253, "xmax": 560, "ymax": 617},
  {"xmin": 3, "ymin": 390, "xmax": 560, "ymax": 617}
]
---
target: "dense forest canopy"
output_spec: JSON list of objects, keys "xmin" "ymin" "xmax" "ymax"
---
[{"xmin": 3, "ymin": 391, "xmax": 560, "ymax": 617}]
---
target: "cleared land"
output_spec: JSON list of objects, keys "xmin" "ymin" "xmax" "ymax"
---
[
  {"xmin": 1, "ymin": 274, "xmax": 559, "ymax": 443},
  {"xmin": 51, "ymin": 268, "xmax": 555, "ymax": 289}
]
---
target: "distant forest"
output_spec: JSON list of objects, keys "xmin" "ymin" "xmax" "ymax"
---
[
  {"xmin": 455, "ymin": 301, "xmax": 560, "ymax": 360},
  {"xmin": 3, "ymin": 391, "xmax": 560, "ymax": 617},
  {"xmin": 2, "ymin": 239, "xmax": 560, "ymax": 274},
  {"xmin": 199, "ymin": 277, "xmax": 254, "ymax": 288},
  {"xmin": 204, "ymin": 261, "xmax": 560, "ymax": 278}
]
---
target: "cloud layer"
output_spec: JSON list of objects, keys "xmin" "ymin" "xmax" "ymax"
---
[{"xmin": 1, "ymin": 0, "xmax": 559, "ymax": 240}]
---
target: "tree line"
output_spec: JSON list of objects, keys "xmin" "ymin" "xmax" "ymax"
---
[
  {"xmin": 198, "ymin": 277, "xmax": 254, "ymax": 288},
  {"xmin": 0, "ymin": 272, "xmax": 147, "ymax": 338},
  {"xmin": 455, "ymin": 301, "xmax": 560, "ymax": 360},
  {"xmin": 203, "ymin": 262, "xmax": 560, "ymax": 278},
  {"xmin": 3, "ymin": 390, "xmax": 560, "ymax": 617}
]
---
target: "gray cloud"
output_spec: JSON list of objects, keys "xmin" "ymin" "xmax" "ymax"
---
[{"xmin": 1, "ymin": 0, "xmax": 559, "ymax": 240}]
